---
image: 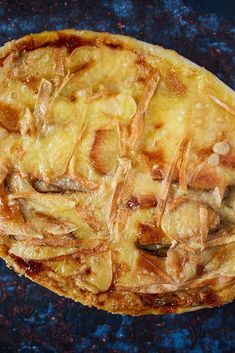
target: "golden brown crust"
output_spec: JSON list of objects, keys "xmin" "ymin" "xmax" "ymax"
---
[{"xmin": 0, "ymin": 29, "xmax": 234, "ymax": 315}]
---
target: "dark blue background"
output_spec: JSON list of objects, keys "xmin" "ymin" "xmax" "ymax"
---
[{"xmin": 0, "ymin": 1, "xmax": 234, "ymax": 352}]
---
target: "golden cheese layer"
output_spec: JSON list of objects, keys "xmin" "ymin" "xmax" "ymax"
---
[{"xmin": 0, "ymin": 29, "xmax": 234, "ymax": 315}]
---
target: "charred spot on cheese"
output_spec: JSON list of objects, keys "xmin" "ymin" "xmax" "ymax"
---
[
  {"xmin": 0, "ymin": 102, "xmax": 20, "ymax": 132},
  {"xmin": 138, "ymin": 223, "xmax": 164, "ymax": 245},
  {"xmin": 202, "ymin": 285, "xmax": 221, "ymax": 306},
  {"xmin": 220, "ymin": 153, "xmax": 235, "ymax": 169},
  {"xmin": 103, "ymin": 39, "xmax": 124, "ymax": 51},
  {"xmin": 135, "ymin": 56, "xmax": 151, "ymax": 71},
  {"xmin": 135, "ymin": 58, "xmax": 155, "ymax": 85},
  {"xmin": 151, "ymin": 164, "xmax": 165, "ymax": 181},
  {"xmin": 198, "ymin": 146, "xmax": 213, "ymax": 158},
  {"xmin": 3, "ymin": 51, "xmax": 23, "ymax": 67},
  {"xmin": 161, "ymin": 68, "xmax": 187, "ymax": 96},
  {"xmin": 126, "ymin": 196, "xmax": 140, "ymax": 209},
  {"xmin": 22, "ymin": 74, "xmax": 41, "ymax": 92},
  {"xmin": 10, "ymin": 254, "xmax": 43, "ymax": 277},
  {"xmin": 0, "ymin": 184, "xmax": 23, "ymax": 221},
  {"xmin": 135, "ymin": 193, "xmax": 157, "ymax": 208},
  {"xmin": 13, "ymin": 33, "xmax": 93, "ymax": 55},
  {"xmin": 126, "ymin": 193, "xmax": 157, "ymax": 210},
  {"xmin": 142, "ymin": 149, "xmax": 165, "ymax": 172},
  {"xmin": 154, "ymin": 122, "xmax": 164, "ymax": 129}
]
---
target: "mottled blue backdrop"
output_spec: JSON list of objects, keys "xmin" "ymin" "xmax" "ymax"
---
[{"xmin": 0, "ymin": 1, "xmax": 235, "ymax": 352}]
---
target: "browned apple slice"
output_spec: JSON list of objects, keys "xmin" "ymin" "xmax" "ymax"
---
[
  {"xmin": 90, "ymin": 129, "xmax": 119, "ymax": 175},
  {"xmin": 0, "ymin": 101, "xmax": 20, "ymax": 132}
]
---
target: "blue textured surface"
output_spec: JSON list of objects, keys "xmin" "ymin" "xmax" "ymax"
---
[{"xmin": 0, "ymin": 1, "xmax": 234, "ymax": 352}]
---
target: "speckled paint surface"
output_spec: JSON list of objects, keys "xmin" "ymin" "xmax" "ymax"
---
[{"xmin": 0, "ymin": 1, "xmax": 234, "ymax": 352}]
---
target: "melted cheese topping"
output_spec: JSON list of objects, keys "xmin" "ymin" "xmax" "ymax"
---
[{"xmin": 0, "ymin": 30, "xmax": 234, "ymax": 315}]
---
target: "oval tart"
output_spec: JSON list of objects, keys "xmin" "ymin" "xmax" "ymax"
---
[{"xmin": 0, "ymin": 29, "xmax": 234, "ymax": 315}]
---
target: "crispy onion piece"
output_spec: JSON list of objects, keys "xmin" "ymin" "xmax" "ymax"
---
[
  {"xmin": 34, "ymin": 78, "xmax": 53, "ymax": 132},
  {"xmin": 210, "ymin": 94, "xmax": 235, "ymax": 117},
  {"xmin": 155, "ymin": 137, "xmax": 187, "ymax": 226},
  {"xmin": 108, "ymin": 158, "xmax": 132, "ymax": 229},
  {"xmin": 53, "ymin": 47, "xmax": 67, "ymax": 77},
  {"xmin": 129, "ymin": 72, "xmax": 160, "ymax": 150},
  {"xmin": 179, "ymin": 139, "xmax": 192, "ymax": 192}
]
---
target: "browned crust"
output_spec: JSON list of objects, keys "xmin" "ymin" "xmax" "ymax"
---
[{"xmin": 1, "ymin": 248, "xmax": 234, "ymax": 316}]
